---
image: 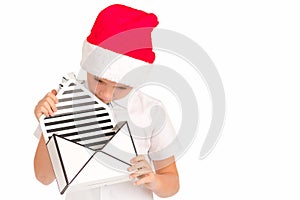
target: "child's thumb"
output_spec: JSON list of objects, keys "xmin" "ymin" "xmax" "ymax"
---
[{"xmin": 51, "ymin": 89, "xmax": 57, "ymax": 96}]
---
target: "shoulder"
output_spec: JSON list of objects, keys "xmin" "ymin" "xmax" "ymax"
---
[
  {"xmin": 131, "ymin": 90, "xmax": 163, "ymax": 109},
  {"xmin": 127, "ymin": 90, "xmax": 166, "ymax": 127}
]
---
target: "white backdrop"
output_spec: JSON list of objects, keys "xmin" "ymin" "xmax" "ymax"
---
[{"xmin": 1, "ymin": 0, "xmax": 300, "ymax": 199}]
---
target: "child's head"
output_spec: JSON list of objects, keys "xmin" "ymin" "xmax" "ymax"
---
[{"xmin": 80, "ymin": 4, "xmax": 158, "ymax": 102}]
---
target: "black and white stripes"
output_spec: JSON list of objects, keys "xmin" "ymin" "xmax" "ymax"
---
[{"xmin": 40, "ymin": 80, "xmax": 116, "ymax": 152}]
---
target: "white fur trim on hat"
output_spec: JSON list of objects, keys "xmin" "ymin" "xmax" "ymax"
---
[{"xmin": 80, "ymin": 40, "xmax": 149, "ymax": 86}]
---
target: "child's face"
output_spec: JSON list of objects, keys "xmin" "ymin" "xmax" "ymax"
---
[{"xmin": 87, "ymin": 73, "xmax": 132, "ymax": 104}]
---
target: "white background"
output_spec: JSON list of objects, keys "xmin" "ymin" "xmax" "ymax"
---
[{"xmin": 1, "ymin": 0, "xmax": 300, "ymax": 199}]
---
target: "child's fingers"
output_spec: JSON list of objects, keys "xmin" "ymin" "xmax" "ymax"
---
[
  {"xmin": 35, "ymin": 105, "xmax": 51, "ymax": 120},
  {"xmin": 34, "ymin": 90, "xmax": 58, "ymax": 121},
  {"xmin": 129, "ymin": 167, "xmax": 152, "ymax": 179},
  {"xmin": 128, "ymin": 160, "xmax": 148, "ymax": 172},
  {"xmin": 39, "ymin": 106, "xmax": 51, "ymax": 117},
  {"xmin": 133, "ymin": 175, "xmax": 153, "ymax": 186},
  {"xmin": 130, "ymin": 155, "xmax": 145, "ymax": 164},
  {"xmin": 44, "ymin": 95, "xmax": 57, "ymax": 113},
  {"xmin": 45, "ymin": 91, "xmax": 58, "ymax": 104},
  {"xmin": 42, "ymin": 100, "xmax": 56, "ymax": 116},
  {"xmin": 51, "ymin": 89, "xmax": 57, "ymax": 96}
]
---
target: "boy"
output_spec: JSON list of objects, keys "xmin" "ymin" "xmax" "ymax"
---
[{"xmin": 34, "ymin": 4, "xmax": 179, "ymax": 200}]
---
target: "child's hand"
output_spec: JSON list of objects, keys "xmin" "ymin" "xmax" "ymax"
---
[
  {"xmin": 128, "ymin": 155, "xmax": 157, "ymax": 190},
  {"xmin": 34, "ymin": 89, "xmax": 58, "ymax": 121}
]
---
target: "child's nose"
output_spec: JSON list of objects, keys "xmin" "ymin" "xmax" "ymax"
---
[{"xmin": 98, "ymin": 86, "xmax": 114, "ymax": 100}]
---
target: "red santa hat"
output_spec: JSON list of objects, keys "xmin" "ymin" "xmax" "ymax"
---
[{"xmin": 80, "ymin": 4, "xmax": 159, "ymax": 86}]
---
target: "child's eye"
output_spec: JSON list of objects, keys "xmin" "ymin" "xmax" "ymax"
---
[
  {"xmin": 116, "ymin": 86, "xmax": 127, "ymax": 90},
  {"xmin": 94, "ymin": 77, "xmax": 104, "ymax": 84}
]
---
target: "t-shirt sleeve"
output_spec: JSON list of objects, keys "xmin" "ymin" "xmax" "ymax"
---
[
  {"xmin": 148, "ymin": 103, "xmax": 181, "ymax": 161},
  {"xmin": 33, "ymin": 124, "xmax": 42, "ymax": 139}
]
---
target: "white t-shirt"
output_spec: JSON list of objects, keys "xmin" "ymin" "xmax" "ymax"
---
[{"xmin": 34, "ymin": 89, "xmax": 179, "ymax": 200}]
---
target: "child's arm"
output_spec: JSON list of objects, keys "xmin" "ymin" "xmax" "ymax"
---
[
  {"xmin": 34, "ymin": 135, "xmax": 56, "ymax": 185},
  {"xmin": 128, "ymin": 155, "xmax": 179, "ymax": 198},
  {"xmin": 33, "ymin": 90, "xmax": 58, "ymax": 185}
]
